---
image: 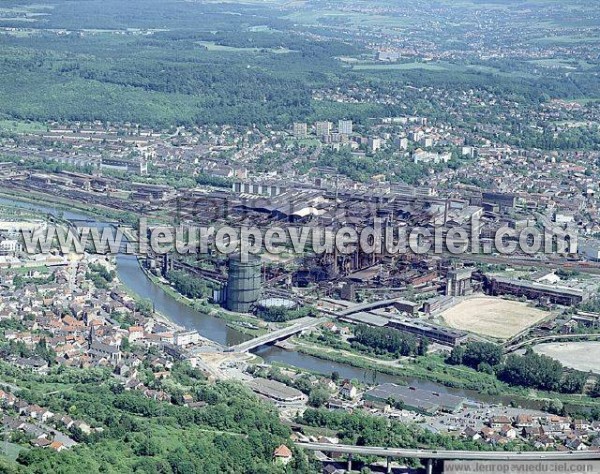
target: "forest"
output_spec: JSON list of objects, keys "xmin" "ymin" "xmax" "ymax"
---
[
  {"xmin": 0, "ymin": 0, "xmax": 598, "ymax": 129},
  {"xmin": 0, "ymin": 362, "xmax": 316, "ymax": 473}
]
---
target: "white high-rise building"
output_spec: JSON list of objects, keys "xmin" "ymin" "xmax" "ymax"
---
[{"xmin": 338, "ymin": 120, "xmax": 353, "ymax": 135}]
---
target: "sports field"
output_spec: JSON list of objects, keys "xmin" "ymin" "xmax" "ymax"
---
[{"xmin": 441, "ymin": 297, "xmax": 549, "ymax": 340}]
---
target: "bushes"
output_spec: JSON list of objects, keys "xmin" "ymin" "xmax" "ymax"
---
[
  {"xmin": 353, "ymin": 325, "xmax": 420, "ymax": 356},
  {"xmin": 498, "ymin": 351, "xmax": 564, "ymax": 392},
  {"xmin": 166, "ymin": 270, "xmax": 211, "ymax": 300},
  {"xmin": 449, "ymin": 343, "xmax": 586, "ymax": 394}
]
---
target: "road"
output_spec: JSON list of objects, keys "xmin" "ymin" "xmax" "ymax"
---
[
  {"xmin": 228, "ymin": 317, "xmax": 328, "ymax": 352},
  {"xmin": 337, "ymin": 298, "xmax": 405, "ymax": 317},
  {"xmin": 296, "ymin": 442, "xmax": 600, "ymax": 461},
  {"xmin": 504, "ymin": 333, "xmax": 600, "ymax": 353}
]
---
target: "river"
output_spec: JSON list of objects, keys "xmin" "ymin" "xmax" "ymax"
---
[{"xmin": 0, "ymin": 195, "xmax": 549, "ymax": 408}]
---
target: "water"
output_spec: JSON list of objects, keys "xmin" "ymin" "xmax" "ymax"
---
[
  {"xmin": 0, "ymin": 195, "xmax": 550, "ymax": 408},
  {"xmin": 116, "ymin": 254, "xmax": 250, "ymax": 346},
  {"xmin": 0, "ymin": 195, "xmax": 251, "ymax": 347},
  {"xmin": 0, "ymin": 197, "xmax": 92, "ymax": 221}
]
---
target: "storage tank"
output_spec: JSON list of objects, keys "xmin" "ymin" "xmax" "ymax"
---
[
  {"xmin": 225, "ymin": 254, "xmax": 262, "ymax": 313},
  {"xmin": 255, "ymin": 297, "xmax": 298, "ymax": 312}
]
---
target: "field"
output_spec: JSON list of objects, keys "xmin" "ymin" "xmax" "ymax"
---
[
  {"xmin": 441, "ymin": 297, "xmax": 549, "ymax": 340},
  {"xmin": 196, "ymin": 41, "xmax": 293, "ymax": 54},
  {"xmin": 352, "ymin": 62, "xmax": 448, "ymax": 72},
  {"xmin": 533, "ymin": 342, "xmax": 600, "ymax": 374}
]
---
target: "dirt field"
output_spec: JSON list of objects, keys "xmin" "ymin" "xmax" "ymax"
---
[
  {"xmin": 533, "ymin": 342, "xmax": 600, "ymax": 374},
  {"xmin": 441, "ymin": 297, "xmax": 549, "ymax": 340}
]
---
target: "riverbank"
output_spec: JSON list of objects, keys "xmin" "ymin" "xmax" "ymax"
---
[
  {"xmin": 4, "ymin": 192, "xmax": 598, "ymax": 413},
  {"xmin": 289, "ymin": 337, "xmax": 600, "ymax": 411},
  {"xmin": 0, "ymin": 188, "xmax": 133, "ymax": 224},
  {"xmin": 290, "ymin": 337, "xmax": 507, "ymax": 393},
  {"xmin": 114, "ymin": 267, "xmax": 184, "ymax": 332},
  {"xmin": 138, "ymin": 259, "xmax": 267, "ymax": 337}
]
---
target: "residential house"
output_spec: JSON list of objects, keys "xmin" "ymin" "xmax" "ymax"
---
[
  {"xmin": 30, "ymin": 437, "xmax": 53, "ymax": 448},
  {"xmin": 49, "ymin": 441, "xmax": 67, "ymax": 452},
  {"xmin": 566, "ymin": 438, "xmax": 588, "ymax": 451},
  {"xmin": 515, "ymin": 414, "xmax": 535, "ymax": 428},
  {"xmin": 500, "ymin": 425, "xmax": 517, "ymax": 440},
  {"xmin": 339, "ymin": 381, "xmax": 357, "ymax": 399},
  {"xmin": 462, "ymin": 427, "xmax": 481, "ymax": 441},
  {"xmin": 490, "ymin": 416, "xmax": 512, "ymax": 429},
  {"xmin": 273, "ymin": 444, "xmax": 293, "ymax": 465}
]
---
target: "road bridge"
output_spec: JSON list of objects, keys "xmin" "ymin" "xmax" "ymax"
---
[
  {"xmin": 504, "ymin": 333, "xmax": 600, "ymax": 353},
  {"xmin": 337, "ymin": 298, "xmax": 404, "ymax": 317},
  {"xmin": 229, "ymin": 298, "xmax": 410, "ymax": 352},
  {"xmin": 228, "ymin": 317, "xmax": 328, "ymax": 352}
]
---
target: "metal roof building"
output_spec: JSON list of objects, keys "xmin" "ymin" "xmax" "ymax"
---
[{"xmin": 364, "ymin": 383, "xmax": 466, "ymax": 414}]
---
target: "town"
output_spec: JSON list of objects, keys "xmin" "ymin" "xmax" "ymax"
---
[{"xmin": 0, "ymin": 0, "xmax": 599, "ymax": 472}]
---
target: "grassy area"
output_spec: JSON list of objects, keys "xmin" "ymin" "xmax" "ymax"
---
[
  {"xmin": 0, "ymin": 442, "xmax": 26, "ymax": 462},
  {"xmin": 196, "ymin": 41, "xmax": 293, "ymax": 54},
  {"xmin": 352, "ymin": 62, "xmax": 448, "ymax": 71},
  {"xmin": 292, "ymin": 337, "xmax": 600, "ymax": 410},
  {"xmin": 285, "ymin": 137, "xmax": 321, "ymax": 147},
  {"xmin": 0, "ymin": 119, "xmax": 46, "ymax": 133}
]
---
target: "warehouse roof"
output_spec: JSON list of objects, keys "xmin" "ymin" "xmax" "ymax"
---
[
  {"xmin": 247, "ymin": 378, "xmax": 305, "ymax": 402},
  {"xmin": 365, "ymin": 383, "xmax": 466, "ymax": 413}
]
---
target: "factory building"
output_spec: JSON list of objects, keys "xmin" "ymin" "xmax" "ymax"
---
[
  {"xmin": 364, "ymin": 383, "xmax": 466, "ymax": 414},
  {"xmin": 101, "ymin": 157, "xmax": 148, "ymax": 175},
  {"xmin": 247, "ymin": 378, "xmax": 307, "ymax": 404},
  {"xmin": 488, "ymin": 276, "xmax": 588, "ymax": 306},
  {"xmin": 446, "ymin": 268, "xmax": 473, "ymax": 297},
  {"xmin": 386, "ymin": 319, "xmax": 468, "ymax": 347},
  {"xmin": 481, "ymin": 191, "xmax": 516, "ymax": 211}
]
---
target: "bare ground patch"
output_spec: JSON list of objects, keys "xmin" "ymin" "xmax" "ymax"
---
[
  {"xmin": 533, "ymin": 342, "xmax": 600, "ymax": 374},
  {"xmin": 441, "ymin": 297, "xmax": 549, "ymax": 340}
]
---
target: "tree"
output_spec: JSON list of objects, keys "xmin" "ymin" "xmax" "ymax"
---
[
  {"xmin": 499, "ymin": 352, "xmax": 563, "ymax": 391},
  {"xmin": 560, "ymin": 371, "xmax": 586, "ymax": 394},
  {"xmin": 447, "ymin": 345, "xmax": 465, "ymax": 365},
  {"xmin": 417, "ymin": 337, "xmax": 430, "ymax": 356},
  {"xmin": 331, "ymin": 371, "xmax": 340, "ymax": 382},
  {"xmin": 353, "ymin": 325, "xmax": 418, "ymax": 356},
  {"xmin": 589, "ymin": 379, "xmax": 600, "ymax": 398},
  {"xmin": 463, "ymin": 342, "xmax": 503, "ymax": 368},
  {"xmin": 544, "ymin": 399, "xmax": 564, "ymax": 415},
  {"xmin": 386, "ymin": 397, "xmax": 405, "ymax": 411},
  {"xmin": 477, "ymin": 362, "xmax": 494, "ymax": 375},
  {"xmin": 136, "ymin": 299, "xmax": 153, "ymax": 316},
  {"xmin": 308, "ymin": 388, "xmax": 330, "ymax": 408}
]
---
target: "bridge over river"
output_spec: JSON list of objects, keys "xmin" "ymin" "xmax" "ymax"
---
[{"xmin": 228, "ymin": 298, "xmax": 408, "ymax": 352}]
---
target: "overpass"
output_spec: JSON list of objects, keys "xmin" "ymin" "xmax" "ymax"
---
[
  {"xmin": 296, "ymin": 442, "xmax": 600, "ymax": 474},
  {"xmin": 337, "ymin": 298, "xmax": 405, "ymax": 317},
  {"xmin": 228, "ymin": 298, "xmax": 410, "ymax": 352},
  {"xmin": 504, "ymin": 333, "xmax": 600, "ymax": 353},
  {"xmin": 228, "ymin": 317, "xmax": 328, "ymax": 352}
]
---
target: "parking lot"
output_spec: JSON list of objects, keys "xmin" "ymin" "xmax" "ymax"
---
[{"xmin": 384, "ymin": 405, "xmax": 546, "ymax": 434}]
